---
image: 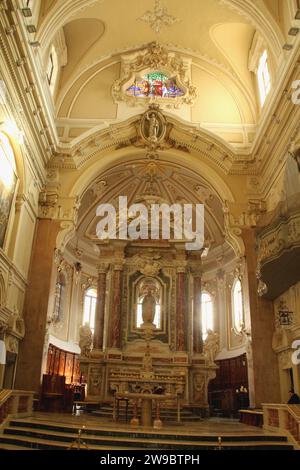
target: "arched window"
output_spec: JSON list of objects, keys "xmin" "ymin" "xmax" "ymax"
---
[
  {"xmin": 232, "ymin": 278, "xmax": 244, "ymax": 332},
  {"xmin": 201, "ymin": 292, "xmax": 213, "ymax": 341},
  {"xmin": 257, "ymin": 50, "xmax": 271, "ymax": 106},
  {"xmin": 53, "ymin": 272, "xmax": 66, "ymax": 323},
  {"xmin": 135, "ymin": 277, "xmax": 162, "ymax": 329},
  {"xmin": 0, "ymin": 132, "xmax": 17, "ymax": 248},
  {"xmin": 83, "ymin": 288, "xmax": 97, "ymax": 334}
]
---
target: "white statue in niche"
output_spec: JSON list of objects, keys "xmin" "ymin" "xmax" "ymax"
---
[
  {"xmin": 203, "ymin": 330, "xmax": 219, "ymax": 365},
  {"xmin": 146, "ymin": 111, "xmax": 160, "ymax": 142},
  {"xmin": 79, "ymin": 322, "xmax": 93, "ymax": 357},
  {"xmin": 142, "ymin": 291, "xmax": 156, "ymax": 326}
]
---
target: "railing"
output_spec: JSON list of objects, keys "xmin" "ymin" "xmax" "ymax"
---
[
  {"xmin": 0, "ymin": 389, "xmax": 34, "ymax": 429},
  {"xmin": 262, "ymin": 403, "xmax": 300, "ymax": 449}
]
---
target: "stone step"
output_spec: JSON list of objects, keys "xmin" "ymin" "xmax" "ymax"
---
[
  {"xmin": 0, "ymin": 426, "xmax": 293, "ymax": 451},
  {"xmin": 0, "ymin": 442, "xmax": 36, "ymax": 451}
]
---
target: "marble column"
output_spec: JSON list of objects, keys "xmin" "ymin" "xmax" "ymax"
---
[
  {"xmin": 176, "ymin": 268, "xmax": 187, "ymax": 351},
  {"xmin": 241, "ymin": 228, "xmax": 280, "ymax": 407},
  {"xmin": 110, "ymin": 264, "xmax": 123, "ymax": 349},
  {"xmin": 193, "ymin": 271, "xmax": 203, "ymax": 354},
  {"xmin": 93, "ymin": 264, "xmax": 108, "ymax": 350},
  {"xmin": 15, "ymin": 218, "xmax": 61, "ymax": 392}
]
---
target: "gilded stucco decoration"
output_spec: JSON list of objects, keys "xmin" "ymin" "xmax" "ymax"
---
[{"xmin": 112, "ymin": 42, "xmax": 197, "ymax": 109}]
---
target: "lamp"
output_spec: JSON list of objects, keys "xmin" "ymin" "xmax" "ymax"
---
[
  {"xmin": 21, "ymin": 7, "xmax": 32, "ymax": 17},
  {"xmin": 29, "ymin": 41, "xmax": 40, "ymax": 48},
  {"xmin": 256, "ymin": 264, "xmax": 268, "ymax": 297},
  {"xmin": 277, "ymin": 301, "xmax": 293, "ymax": 326},
  {"xmin": 296, "ymin": 1, "xmax": 300, "ymax": 20},
  {"xmin": 26, "ymin": 25, "xmax": 37, "ymax": 34}
]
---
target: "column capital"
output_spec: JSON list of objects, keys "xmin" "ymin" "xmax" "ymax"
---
[
  {"xmin": 113, "ymin": 260, "xmax": 125, "ymax": 271},
  {"xmin": 97, "ymin": 263, "xmax": 110, "ymax": 274},
  {"xmin": 190, "ymin": 266, "xmax": 203, "ymax": 277}
]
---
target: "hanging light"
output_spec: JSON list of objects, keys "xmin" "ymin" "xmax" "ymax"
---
[{"xmin": 256, "ymin": 264, "xmax": 268, "ymax": 297}]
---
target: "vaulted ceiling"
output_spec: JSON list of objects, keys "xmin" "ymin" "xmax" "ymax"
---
[{"xmin": 31, "ymin": 0, "xmax": 290, "ymax": 149}]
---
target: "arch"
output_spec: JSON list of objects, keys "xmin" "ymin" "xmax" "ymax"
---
[
  {"xmin": 68, "ymin": 147, "xmax": 236, "ymax": 204},
  {"xmin": 220, "ymin": 0, "xmax": 284, "ymax": 61},
  {"xmin": 37, "ymin": 0, "xmax": 99, "ymax": 50}
]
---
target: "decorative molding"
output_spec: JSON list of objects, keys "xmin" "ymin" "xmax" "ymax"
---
[
  {"xmin": 137, "ymin": 0, "xmax": 180, "ymax": 34},
  {"xmin": 112, "ymin": 42, "xmax": 197, "ymax": 109},
  {"xmin": 257, "ymin": 210, "xmax": 300, "ymax": 266}
]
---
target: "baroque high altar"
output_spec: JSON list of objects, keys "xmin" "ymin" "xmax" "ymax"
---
[
  {"xmin": 78, "ymin": 105, "xmax": 219, "ymax": 413},
  {"xmin": 79, "ymin": 245, "xmax": 218, "ymax": 412}
]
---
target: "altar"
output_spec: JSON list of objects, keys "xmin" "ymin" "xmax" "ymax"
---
[
  {"xmin": 114, "ymin": 392, "xmax": 181, "ymax": 427},
  {"xmin": 78, "ymin": 242, "xmax": 219, "ymax": 415}
]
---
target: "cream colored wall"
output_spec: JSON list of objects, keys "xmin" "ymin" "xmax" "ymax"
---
[{"xmin": 0, "ymin": 69, "xmax": 42, "ymax": 387}]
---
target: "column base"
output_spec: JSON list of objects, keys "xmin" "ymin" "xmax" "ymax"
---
[{"xmin": 90, "ymin": 349, "xmax": 104, "ymax": 359}]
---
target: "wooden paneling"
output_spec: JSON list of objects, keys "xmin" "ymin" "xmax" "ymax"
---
[
  {"xmin": 208, "ymin": 354, "xmax": 249, "ymax": 415},
  {"xmin": 46, "ymin": 344, "xmax": 80, "ymax": 384}
]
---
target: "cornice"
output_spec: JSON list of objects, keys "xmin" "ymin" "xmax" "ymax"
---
[
  {"xmin": 0, "ymin": 5, "xmax": 56, "ymax": 178},
  {"xmin": 49, "ymin": 112, "xmax": 246, "ymax": 175}
]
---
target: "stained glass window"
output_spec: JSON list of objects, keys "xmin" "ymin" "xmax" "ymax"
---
[{"xmin": 126, "ymin": 72, "xmax": 184, "ymax": 99}]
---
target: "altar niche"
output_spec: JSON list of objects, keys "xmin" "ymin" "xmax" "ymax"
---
[{"xmin": 127, "ymin": 271, "xmax": 170, "ymax": 343}]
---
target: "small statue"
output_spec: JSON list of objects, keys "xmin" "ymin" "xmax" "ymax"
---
[
  {"xmin": 142, "ymin": 291, "xmax": 156, "ymax": 326},
  {"xmin": 79, "ymin": 322, "xmax": 93, "ymax": 357},
  {"xmin": 203, "ymin": 329, "xmax": 219, "ymax": 365},
  {"xmin": 146, "ymin": 112, "xmax": 160, "ymax": 142}
]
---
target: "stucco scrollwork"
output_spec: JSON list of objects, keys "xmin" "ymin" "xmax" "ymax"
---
[
  {"xmin": 112, "ymin": 42, "xmax": 197, "ymax": 109},
  {"xmin": 131, "ymin": 253, "xmax": 162, "ymax": 277},
  {"xmin": 257, "ymin": 212, "xmax": 300, "ymax": 266}
]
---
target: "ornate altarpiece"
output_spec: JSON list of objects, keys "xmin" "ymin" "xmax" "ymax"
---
[
  {"xmin": 78, "ymin": 105, "xmax": 218, "ymax": 414},
  {"xmin": 79, "ymin": 244, "xmax": 218, "ymax": 413}
]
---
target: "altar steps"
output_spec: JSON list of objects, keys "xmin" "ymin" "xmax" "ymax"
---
[
  {"xmin": 92, "ymin": 404, "xmax": 203, "ymax": 422},
  {"xmin": 0, "ymin": 418, "xmax": 294, "ymax": 450}
]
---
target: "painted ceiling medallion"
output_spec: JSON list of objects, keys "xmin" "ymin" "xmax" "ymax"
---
[{"xmin": 137, "ymin": 0, "xmax": 180, "ymax": 34}]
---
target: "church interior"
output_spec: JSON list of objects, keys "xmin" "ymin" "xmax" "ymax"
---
[{"xmin": 0, "ymin": 0, "xmax": 300, "ymax": 452}]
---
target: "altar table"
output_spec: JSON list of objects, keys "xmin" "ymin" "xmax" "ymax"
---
[{"xmin": 113, "ymin": 392, "xmax": 181, "ymax": 427}]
